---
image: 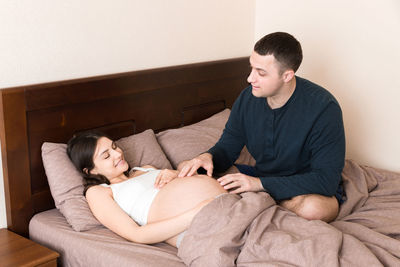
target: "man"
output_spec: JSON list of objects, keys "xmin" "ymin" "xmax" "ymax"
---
[{"xmin": 178, "ymin": 32, "xmax": 345, "ymax": 223}]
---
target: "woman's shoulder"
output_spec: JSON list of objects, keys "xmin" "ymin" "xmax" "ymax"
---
[{"xmin": 86, "ymin": 184, "xmax": 112, "ymax": 199}]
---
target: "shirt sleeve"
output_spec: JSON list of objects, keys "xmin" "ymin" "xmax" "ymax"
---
[
  {"xmin": 208, "ymin": 94, "xmax": 246, "ymax": 174},
  {"xmin": 260, "ymin": 102, "xmax": 346, "ymax": 201}
]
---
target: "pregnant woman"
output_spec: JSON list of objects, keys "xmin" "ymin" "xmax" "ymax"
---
[{"xmin": 67, "ymin": 132, "xmax": 226, "ymax": 247}]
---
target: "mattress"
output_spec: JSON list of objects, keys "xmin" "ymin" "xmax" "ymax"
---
[{"xmin": 29, "ymin": 209, "xmax": 184, "ymax": 267}]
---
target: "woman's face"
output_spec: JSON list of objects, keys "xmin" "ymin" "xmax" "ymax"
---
[{"xmin": 90, "ymin": 137, "xmax": 129, "ymax": 181}]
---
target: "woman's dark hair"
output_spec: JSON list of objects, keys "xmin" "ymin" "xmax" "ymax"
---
[
  {"xmin": 254, "ymin": 32, "xmax": 303, "ymax": 73},
  {"xmin": 67, "ymin": 131, "xmax": 129, "ymax": 195}
]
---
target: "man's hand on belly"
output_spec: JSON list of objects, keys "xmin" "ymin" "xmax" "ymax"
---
[
  {"xmin": 217, "ymin": 173, "xmax": 264, "ymax": 194},
  {"xmin": 178, "ymin": 153, "xmax": 214, "ymax": 177}
]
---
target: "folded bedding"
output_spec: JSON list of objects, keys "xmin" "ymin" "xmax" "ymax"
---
[{"xmin": 178, "ymin": 160, "xmax": 400, "ymax": 266}]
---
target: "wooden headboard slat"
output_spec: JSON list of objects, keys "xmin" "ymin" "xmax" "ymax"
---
[
  {"xmin": 0, "ymin": 89, "xmax": 33, "ymax": 235},
  {"xmin": 23, "ymin": 58, "xmax": 249, "ymax": 112},
  {"xmin": 0, "ymin": 57, "xmax": 249, "ymax": 236}
]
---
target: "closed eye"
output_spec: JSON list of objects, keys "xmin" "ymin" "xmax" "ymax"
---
[
  {"xmin": 257, "ymin": 69, "xmax": 267, "ymax": 76},
  {"xmin": 111, "ymin": 142, "xmax": 117, "ymax": 150}
]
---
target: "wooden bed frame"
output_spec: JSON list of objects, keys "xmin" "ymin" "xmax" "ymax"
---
[{"xmin": 0, "ymin": 57, "xmax": 249, "ymax": 237}]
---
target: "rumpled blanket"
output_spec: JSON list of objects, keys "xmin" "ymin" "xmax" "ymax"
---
[{"xmin": 178, "ymin": 160, "xmax": 400, "ymax": 266}]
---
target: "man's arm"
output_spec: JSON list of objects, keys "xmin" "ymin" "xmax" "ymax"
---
[
  {"xmin": 207, "ymin": 97, "xmax": 247, "ymax": 174},
  {"xmin": 178, "ymin": 119, "xmax": 244, "ymax": 177},
  {"xmin": 179, "ymin": 91, "xmax": 248, "ymax": 177}
]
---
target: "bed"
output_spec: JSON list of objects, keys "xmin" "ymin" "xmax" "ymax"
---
[{"xmin": 1, "ymin": 57, "xmax": 400, "ymax": 266}]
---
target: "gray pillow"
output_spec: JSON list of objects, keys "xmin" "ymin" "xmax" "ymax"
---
[{"xmin": 42, "ymin": 129, "xmax": 172, "ymax": 231}]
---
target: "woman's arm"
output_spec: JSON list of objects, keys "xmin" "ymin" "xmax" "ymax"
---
[{"xmin": 86, "ymin": 185, "xmax": 211, "ymax": 244}]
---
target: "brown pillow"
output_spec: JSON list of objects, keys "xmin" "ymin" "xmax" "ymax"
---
[
  {"xmin": 156, "ymin": 109, "xmax": 255, "ymax": 173},
  {"xmin": 116, "ymin": 130, "xmax": 172, "ymax": 170},
  {"xmin": 42, "ymin": 129, "xmax": 172, "ymax": 231}
]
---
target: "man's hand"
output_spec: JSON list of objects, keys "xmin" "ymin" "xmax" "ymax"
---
[
  {"xmin": 217, "ymin": 173, "xmax": 264, "ymax": 194},
  {"xmin": 178, "ymin": 153, "xmax": 214, "ymax": 177},
  {"xmin": 154, "ymin": 169, "xmax": 179, "ymax": 188}
]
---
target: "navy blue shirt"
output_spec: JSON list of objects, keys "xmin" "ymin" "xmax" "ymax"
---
[{"xmin": 208, "ymin": 76, "xmax": 345, "ymax": 201}]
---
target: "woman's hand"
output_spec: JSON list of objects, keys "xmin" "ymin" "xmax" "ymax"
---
[{"xmin": 154, "ymin": 169, "xmax": 179, "ymax": 188}]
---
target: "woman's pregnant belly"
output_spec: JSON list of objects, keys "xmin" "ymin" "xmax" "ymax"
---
[{"xmin": 147, "ymin": 175, "xmax": 226, "ymax": 223}]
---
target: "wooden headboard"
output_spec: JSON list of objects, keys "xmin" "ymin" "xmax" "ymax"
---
[{"xmin": 0, "ymin": 57, "xmax": 249, "ymax": 237}]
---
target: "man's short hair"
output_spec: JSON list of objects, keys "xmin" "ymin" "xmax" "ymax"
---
[{"xmin": 254, "ymin": 32, "xmax": 303, "ymax": 73}]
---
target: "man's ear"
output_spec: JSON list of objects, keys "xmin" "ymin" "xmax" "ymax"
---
[
  {"xmin": 83, "ymin": 168, "xmax": 90, "ymax": 175},
  {"xmin": 282, "ymin": 70, "xmax": 295, "ymax": 83}
]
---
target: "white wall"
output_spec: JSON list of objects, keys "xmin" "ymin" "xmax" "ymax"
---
[
  {"xmin": 1, "ymin": 0, "xmax": 254, "ymax": 87},
  {"xmin": 0, "ymin": 0, "xmax": 255, "ymax": 227},
  {"xmin": 255, "ymin": 0, "xmax": 400, "ymax": 173}
]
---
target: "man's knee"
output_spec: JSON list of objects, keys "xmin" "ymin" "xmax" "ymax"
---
[{"xmin": 281, "ymin": 194, "xmax": 339, "ymax": 222}]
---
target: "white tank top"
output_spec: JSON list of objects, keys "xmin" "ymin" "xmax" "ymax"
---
[{"xmin": 101, "ymin": 167, "xmax": 161, "ymax": 226}]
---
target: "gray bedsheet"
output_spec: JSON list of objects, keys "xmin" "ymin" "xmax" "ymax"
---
[{"xmin": 29, "ymin": 209, "xmax": 184, "ymax": 267}]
